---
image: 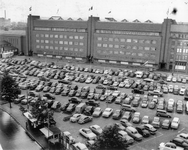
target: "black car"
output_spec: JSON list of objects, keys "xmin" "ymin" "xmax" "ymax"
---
[
  {"xmin": 83, "ymin": 106, "xmax": 95, "ymax": 116},
  {"xmin": 86, "ymin": 100, "xmax": 100, "ymax": 107},
  {"xmin": 170, "ymin": 137, "xmax": 188, "ymax": 149},
  {"xmin": 80, "ymin": 91, "xmax": 89, "ymax": 99},
  {"xmin": 61, "ymin": 89, "xmax": 70, "ymax": 96},
  {"xmin": 135, "ymin": 126, "xmax": 150, "ymax": 138},
  {"xmin": 69, "ymin": 97, "xmax": 82, "ymax": 104},
  {"xmin": 65, "ymin": 103, "xmax": 76, "ymax": 113},
  {"xmin": 43, "ymin": 93, "xmax": 55, "ymax": 100},
  {"xmin": 132, "ymin": 88, "xmax": 144, "ymax": 94}
]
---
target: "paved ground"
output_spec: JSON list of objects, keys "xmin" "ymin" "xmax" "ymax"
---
[{"xmin": 1, "ymin": 55, "xmax": 188, "ymax": 150}]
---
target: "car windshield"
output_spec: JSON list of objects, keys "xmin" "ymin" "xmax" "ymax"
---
[{"xmin": 85, "ymin": 129, "xmax": 92, "ymax": 134}]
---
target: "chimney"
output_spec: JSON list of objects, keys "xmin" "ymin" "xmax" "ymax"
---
[{"xmin": 4, "ymin": 10, "xmax": 6, "ymax": 19}]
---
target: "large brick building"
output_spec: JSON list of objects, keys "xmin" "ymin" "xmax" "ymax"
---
[{"xmin": 24, "ymin": 15, "xmax": 187, "ymax": 72}]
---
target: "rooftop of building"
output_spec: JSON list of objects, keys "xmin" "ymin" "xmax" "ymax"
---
[{"xmin": 0, "ymin": 30, "xmax": 26, "ymax": 36}]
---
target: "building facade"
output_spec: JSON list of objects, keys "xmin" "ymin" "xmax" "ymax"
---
[
  {"xmin": 0, "ymin": 31, "xmax": 26, "ymax": 55},
  {"xmin": 26, "ymin": 15, "xmax": 188, "ymax": 72}
]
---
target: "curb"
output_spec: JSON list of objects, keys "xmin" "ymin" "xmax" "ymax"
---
[{"xmin": 0, "ymin": 107, "xmax": 45, "ymax": 150}]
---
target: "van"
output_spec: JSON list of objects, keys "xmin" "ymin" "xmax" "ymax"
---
[
  {"xmin": 75, "ymin": 103, "xmax": 86, "ymax": 113},
  {"xmin": 156, "ymin": 109, "xmax": 171, "ymax": 118}
]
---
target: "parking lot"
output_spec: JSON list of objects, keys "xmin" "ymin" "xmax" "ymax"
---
[{"xmin": 1, "ymin": 57, "xmax": 188, "ymax": 150}]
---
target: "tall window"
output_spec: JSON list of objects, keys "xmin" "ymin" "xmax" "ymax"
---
[{"xmin": 127, "ymin": 39, "xmax": 131, "ymax": 42}]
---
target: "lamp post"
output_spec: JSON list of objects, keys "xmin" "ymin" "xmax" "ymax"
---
[{"xmin": 27, "ymin": 84, "xmax": 30, "ymax": 110}]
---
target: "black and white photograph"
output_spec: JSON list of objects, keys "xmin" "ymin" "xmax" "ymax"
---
[{"xmin": 0, "ymin": 0, "xmax": 188, "ymax": 150}]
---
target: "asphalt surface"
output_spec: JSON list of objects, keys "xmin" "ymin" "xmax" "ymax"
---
[{"xmin": 2, "ymin": 56, "xmax": 188, "ymax": 150}]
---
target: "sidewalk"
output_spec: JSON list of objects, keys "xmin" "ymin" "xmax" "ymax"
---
[{"xmin": 0, "ymin": 103, "xmax": 48, "ymax": 150}]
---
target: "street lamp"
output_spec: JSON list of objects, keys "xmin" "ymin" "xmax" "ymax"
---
[{"xmin": 26, "ymin": 84, "xmax": 30, "ymax": 110}]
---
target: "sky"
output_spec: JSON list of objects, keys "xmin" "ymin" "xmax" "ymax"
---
[{"xmin": 0, "ymin": 0, "xmax": 188, "ymax": 23}]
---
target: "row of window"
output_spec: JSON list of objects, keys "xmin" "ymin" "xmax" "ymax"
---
[
  {"xmin": 171, "ymin": 40, "xmax": 188, "ymax": 47},
  {"xmin": 176, "ymin": 55, "xmax": 188, "ymax": 61},
  {"xmin": 36, "ymin": 45, "xmax": 84, "ymax": 52},
  {"xmin": 96, "ymin": 43, "xmax": 157, "ymax": 51},
  {"xmin": 35, "ymin": 34, "xmax": 85, "ymax": 40},
  {"xmin": 97, "ymin": 37, "xmax": 157, "ymax": 44},
  {"xmin": 177, "ymin": 48, "xmax": 188, "ymax": 53},
  {"xmin": 96, "ymin": 30, "xmax": 160, "ymax": 36},
  {"xmin": 36, "ymin": 40, "xmax": 85, "ymax": 46},
  {"xmin": 96, "ymin": 50, "xmax": 156, "ymax": 58},
  {"xmin": 36, "ymin": 50, "xmax": 84, "ymax": 57},
  {"xmin": 171, "ymin": 33, "xmax": 188, "ymax": 39}
]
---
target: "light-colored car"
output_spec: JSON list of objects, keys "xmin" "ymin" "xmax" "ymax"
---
[
  {"xmin": 73, "ymin": 142, "xmax": 89, "ymax": 150},
  {"xmin": 118, "ymin": 130, "xmax": 134, "ymax": 145},
  {"xmin": 102, "ymin": 108, "xmax": 113, "ymax": 118},
  {"xmin": 142, "ymin": 116, "xmax": 150, "ymax": 124},
  {"xmin": 179, "ymin": 86, "xmax": 186, "ymax": 95},
  {"xmin": 158, "ymin": 142, "xmax": 184, "ymax": 150},
  {"xmin": 112, "ymin": 90, "xmax": 121, "ymax": 97},
  {"xmin": 172, "ymin": 77, "xmax": 177, "ymax": 82},
  {"xmin": 126, "ymin": 126, "xmax": 143, "ymax": 141},
  {"xmin": 167, "ymin": 76, "xmax": 172, "ymax": 82},
  {"xmin": 70, "ymin": 114, "xmax": 82, "ymax": 123},
  {"xmin": 79, "ymin": 128, "xmax": 97, "ymax": 140},
  {"xmin": 171, "ymin": 117, "xmax": 180, "ymax": 129},
  {"xmin": 92, "ymin": 107, "xmax": 102, "ymax": 117},
  {"xmin": 132, "ymin": 112, "xmax": 141, "ymax": 123},
  {"xmin": 168, "ymin": 85, "xmax": 174, "ymax": 93},
  {"xmin": 151, "ymin": 117, "xmax": 161, "ymax": 128},
  {"xmin": 168, "ymin": 98, "xmax": 175, "ymax": 106},
  {"xmin": 89, "ymin": 125, "xmax": 103, "ymax": 135}
]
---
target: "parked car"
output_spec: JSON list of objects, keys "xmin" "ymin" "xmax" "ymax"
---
[
  {"xmin": 120, "ymin": 119, "xmax": 132, "ymax": 127},
  {"xmin": 148, "ymin": 101, "xmax": 156, "ymax": 109},
  {"xmin": 126, "ymin": 126, "xmax": 143, "ymax": 141},
  {"xmin": 78, "ymin": 115, "xmax": 93, "ymax": 124},
  {"xmin": 141, "ymin": 116, "xmax": 150, "ymax": 124},
  {"xmin": 171, "ymin": 117, "xmax": 180, "ymax": 129},
  {"xmin": 70, "ymin": 114, "xmax": 83, "ymax": 123},
  {"xmin": 86, "ymin": 100, "xmax": 100, "ymax": 107},
  {"xmin": 143, "ymin": 124, "xmax": 157, "ymax": 135},
  {"xmin": 122, "ymin": 111, "xmax": 132, "ymax": 121},
  {"xmin": 135, "ymin": 126, "xmax": 150, "ymax": 138},
  {"xmin": 118, "ymin": 130, "xmax": 134, "ymax": 145},
  {"xmin": 151, "ymin": 117, "xmax": 161, "ymax": 128},
  {"xmin": 92, "ymin": 107, "xmax": 102, "ymax": 117},
  {"xmin": 170, "ymin": 137, "xmax": 188, "ymax": 149},
  {"xmin": 159, "ymin": 142, "xmax": 184, "ymax": 150},
  {"xmin": 177, "ymin": 133, "xmax": 188, "ymax": 143},
  {"xmin": 148, "ymin": 90, "xmax": 163, "ymax": 97},
  {"xmin": 161, "ymin": 119, "xmax": 171, "ymax": 129},
  {"xmin": 112, "ymin": 109, "xmax": 123, "ymax": 120},
  {"xmin": 102, "ymin": 108, "xmax": 113, "ymax": 118},
  {"xmin": 79, "ymin": 128, "xmax": 96, "ymax": 140},
  {"xmin": 132, "ymin": 112, "xmax": 141, "ymax": 124},
  {"xmin": 89, "ymin": 125, "xmax": 103, "ymax": 135},
  {"xmin": 156, "ymin": 109, "xmax": 171, "ymax": 118}
]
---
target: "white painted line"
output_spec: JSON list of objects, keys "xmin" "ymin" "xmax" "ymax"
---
[
  {"xmin": 178, "ymin": 128, "xmax": 185, "ymax": 133},
  {"xmin": 34, "ymin": 141, "xmax": 41, "ymax": 148}
]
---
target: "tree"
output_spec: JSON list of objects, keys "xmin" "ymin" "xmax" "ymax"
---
[
  {"xmin": 30, "ymin": 98, "xmax": 55, "ymax": 127},
  {"xmin": 90, "ymin": 124, "xmax": 128, "ymax": 150},
  {"xmin": 1, "ymin": 70, "xmax": 20, "ymax": 108}
]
